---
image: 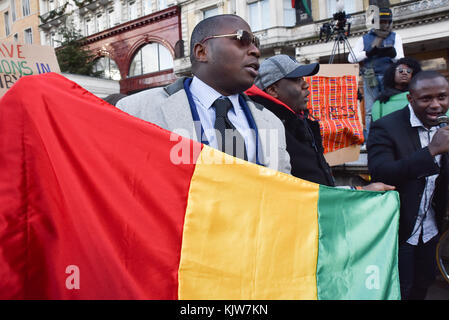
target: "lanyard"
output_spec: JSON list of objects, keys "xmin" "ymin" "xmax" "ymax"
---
[{"xmin": 183, "ymin": 78, "xmax": 263, "ymax": 166}]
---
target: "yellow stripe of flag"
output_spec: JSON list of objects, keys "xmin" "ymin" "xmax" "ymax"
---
[{"xmin": 178, "ymin": 146, "xmax": 320, "ymax": 299}]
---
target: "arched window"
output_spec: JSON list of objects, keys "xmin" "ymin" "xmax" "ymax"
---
[
  {"xmin": 93, "ymin": 56, "xmax": 121, "ymax": 80},
  {"xmin": 128, "ymin": 42, "xmax": 173, "ymax": 77}
]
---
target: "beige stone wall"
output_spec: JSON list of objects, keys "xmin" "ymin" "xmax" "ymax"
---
[{"xmin": 0, "ymin": 0, "xmax": 40, "ymax": 44}]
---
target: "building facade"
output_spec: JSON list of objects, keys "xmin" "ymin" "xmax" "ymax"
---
[
  {"xmin": 37, "ymin": 0, "xmax": 181, "ymax": 94},
  {"xmin": 0, "ymin": 0, "xmax": 41, "ymax": 44},
  {"xmin": 2, "ymin": 0, "xmax": 448, "ymax": 95},
  {"xmin": 174, "ymin": 0, "xmax": 449, "ymax": 79}
]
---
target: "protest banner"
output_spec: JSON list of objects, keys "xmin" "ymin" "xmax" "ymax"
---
[
  {"xmin": 306, "ymin": 64, "xmax": 363, "ymax": 166},
  {"xmin": 0, "ymin": 41, "xmax": 60, "ymax": 96}
]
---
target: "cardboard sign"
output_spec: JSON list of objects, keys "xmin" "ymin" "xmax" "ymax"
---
[{"xmin": 0, "ymin": 42, "xmax": 60, "ymax": 96}]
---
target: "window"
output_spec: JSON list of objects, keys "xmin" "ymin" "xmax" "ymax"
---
[
  {"xmin": 85, "ymin": 18, "xmax": 95, "ymax": 35},
  {"xmin": 128, "ymin": 43, "xmax": 173, "ymax": 77},
  {"xmin": 93, "ymin": 56, "xmax": 121, "ymax": 80},
  {"xmin": 96, "ymin": 14, "xmax": 104, "ymax": 32},
  {"xmin": 421, "ymin": 58, "xmax": 448, "ymax": 71},
  {"xmin": 203, "ymin": 6, "xmax": 218, "ymax": 19},
  {"xmin": 128, "ymin": 1, "xmax": 137, "ymax": 20},
  {"xmin": 248, "ymin": 0, "xmax": 270, "ymax": 32},
  {"xmin": 327, "ymin": 0, "xmax": 355, "ymax": 17},
  {"xmin": 283, "ymin": 0, "xmax": 295, "ymax": 27},
  {"xmin": 24, "ymin": 28, "xmax": 32, "ymax": 44},
  {"xmin": 106, "ymin": 9, "xmax": 112, "ymax": 28},
  {"xmin": 11, "ymin": 0, "xmax": 16, "ymax": 22},
  {"xmin": 49, "ymin": 0, "xmax": 55, "ymax": 11},
  {"xmin": 4, "ymin": 12, "xmax": 10, "ymax": 36},
  {"xmin": 22, "ymin": 0, "xmax": 31, "ymax": 16},
  {"xmin": 106, "ymin": 8, "xmax": 119, "ymax": 27},
  {"xmin": 144, "ymin": 0, "xmax": 152, "ymax": 15},
  {"xmin": 50, "ymin": 32, "xmax": 56, "ymax": 47},
  {"xmin": 158, "ymin": 0, "xmax": 167, "ymax": 10},
  {"xmin": 13, "ymin": 33, "xmax": 18, "ymax": 42},
  {"xmin": 85, "ymin": 19, "xmax": 90, "ymax": 35}
]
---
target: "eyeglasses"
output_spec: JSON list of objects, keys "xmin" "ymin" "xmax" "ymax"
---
[
  {"xmin": 396, "ymin": 68, "xmax": 412, "ymax": 74},
  {"xmin": 200, "ymin": 29, "xmax": 260, "ymax": 49}
]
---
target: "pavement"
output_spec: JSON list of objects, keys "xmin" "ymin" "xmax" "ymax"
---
[{"xmin": 426, "ymin": 275, "xmax": 449, "ymax": 300}]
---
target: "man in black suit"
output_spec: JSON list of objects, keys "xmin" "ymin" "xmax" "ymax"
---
[{"xmin": 368, "ymin": 70, "xmax": 449, "ymax": 300}]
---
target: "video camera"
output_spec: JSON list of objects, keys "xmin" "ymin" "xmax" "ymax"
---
[{"xmin": 319, "ymin": 10, "xmax": 352, "ymax": 42}]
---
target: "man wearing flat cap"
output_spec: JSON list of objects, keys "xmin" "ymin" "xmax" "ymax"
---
[
  {"xmin": 246, "ymin": 55, "xmax": 395, "ymax": 192},
  {"xmin": 246, "ymin": 55, "xmax": 333, "ymax": 185},
  {"xmin": 348, "ymin": 7, "xmax": 404, "ymax": 139}
]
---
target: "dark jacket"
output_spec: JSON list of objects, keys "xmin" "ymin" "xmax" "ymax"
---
[
  {"xmin": 363, "ymin": 30, "xmax": 397, "ymax": 75},
  {"xmin": 367, "ymin": 106, "xmax": 449, "ymax": 243},
  {"xmin": 246, "ymin": 85, "xmax": 335, "ymax": 186}
]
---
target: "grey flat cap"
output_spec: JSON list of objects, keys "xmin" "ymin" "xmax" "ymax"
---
[{"xmin": 254, "ymin": 55, "xmax": 320, "ymax": 90}]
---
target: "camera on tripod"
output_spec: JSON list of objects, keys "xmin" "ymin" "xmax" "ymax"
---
[{"xmin": 319, "ymin": 10, "xmax": 352, "ymax": 43}]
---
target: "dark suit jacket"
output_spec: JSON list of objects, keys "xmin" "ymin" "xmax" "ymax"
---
[{"xmin": 367, "ymin": 106, "xmax": 449, "ymax": 243}]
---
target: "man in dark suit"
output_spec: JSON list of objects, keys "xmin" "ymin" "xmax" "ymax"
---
[{"xmin": 368, "ymin": 70, "xmax": 449, "ymax": 299}]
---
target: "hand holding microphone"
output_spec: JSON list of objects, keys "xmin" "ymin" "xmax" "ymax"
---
[
  {"xmin": 437, "ymin": 115, "xmax": 449, "ymax": 128},
  {"xmin": 428, "ymin": 115, "xmax": 449, "ymax": 156}
]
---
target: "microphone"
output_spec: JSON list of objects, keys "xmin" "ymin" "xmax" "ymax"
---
[{"xmin": 437, "ymin": 115, "xmax": 449, "ymax": 128}]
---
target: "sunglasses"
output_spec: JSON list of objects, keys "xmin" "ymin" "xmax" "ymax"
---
[
  {"xmin": 201, "ymin": 29, "xmax": 260, "ymax": 48},
  {"xmin": 396, "ymin": 68, "xmax": 412, "ymax": 74}
]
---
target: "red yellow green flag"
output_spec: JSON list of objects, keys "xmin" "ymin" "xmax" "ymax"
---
[{"xmin": 0, "ymin": 73, "xmax": 400, "ymax": 299}]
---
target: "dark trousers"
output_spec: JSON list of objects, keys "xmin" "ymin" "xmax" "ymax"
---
[{"xmin": 398, "ymin": 235, "xmax": 439, "ymax": 300}]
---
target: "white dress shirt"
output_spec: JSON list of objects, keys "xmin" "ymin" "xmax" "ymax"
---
[
  {"xmin": 407, "ymin": 104, "xmax": 440, "ymax": 245},
  {"xmin": 189, "ymin": 76, "xmax": 257, "ymax": 163}
]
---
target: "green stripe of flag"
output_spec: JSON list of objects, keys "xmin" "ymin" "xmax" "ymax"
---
[{"xmin": 316, "ymin": 186, "xmax": 401, "ymax": 300}]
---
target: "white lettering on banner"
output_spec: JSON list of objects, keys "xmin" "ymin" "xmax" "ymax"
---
[
  {"xmin": 65, "ymin": 265, "xmax": 80, "ymax": 290},
  {"xmin": 365, "ymin": 265, "xmax": 380, "ymax": 290}
]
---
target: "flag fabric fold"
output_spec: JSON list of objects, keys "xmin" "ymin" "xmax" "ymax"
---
[{"xmin": 0, "ymin": 73, "xmax": 400, "ymax": 299}]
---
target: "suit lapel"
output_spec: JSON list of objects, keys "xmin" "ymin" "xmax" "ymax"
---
[
  {"xmin": 160, "ymin": 85, "xmax": 198, "ymax": 141},
  {"xmin": 401, "ymin": 106, "xmax": 421, "ymax": 152},
  {"xmin": 245, "ymin": 97, "xmax": 267, "ymax": 166}
]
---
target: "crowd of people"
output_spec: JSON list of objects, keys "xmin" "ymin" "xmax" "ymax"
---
[{"xmin": 111, "ymin": 11, "xmax": 449, "ymax": 300}]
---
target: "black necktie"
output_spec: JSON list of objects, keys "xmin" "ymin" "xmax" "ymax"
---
[{"xmin": 212, "ymin": 97, "xmax": 248, "ymax": 161}]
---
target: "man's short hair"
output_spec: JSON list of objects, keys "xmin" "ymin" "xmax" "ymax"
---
[
  {"xmin": 189, "ymin": 14, "xmax": 243, "ymax": 65},
  {"xmin": 408, "ymin": 70, "xmax": 449, "ymax": 93}
]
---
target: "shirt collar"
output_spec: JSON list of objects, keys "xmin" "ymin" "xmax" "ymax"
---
[
  {"xmin": 408, "ymin": 104, "xmax": 438, "ymax": 132},
  {"xmin": 409, "ymin": 104, "xmax": 425, "ymax": 128},
  {"xmin": 190, "ymin": 76, "xmax": 241, "ymax": 111}
]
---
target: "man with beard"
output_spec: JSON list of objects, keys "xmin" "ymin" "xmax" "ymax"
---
[{"xmin": 116, "ymin": 14, "xmax": 291, "ymax": 173}]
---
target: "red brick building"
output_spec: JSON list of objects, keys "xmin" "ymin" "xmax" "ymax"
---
[{"xmin": 81, "ymin": 5, "xmax": 181, "ymax": 94}]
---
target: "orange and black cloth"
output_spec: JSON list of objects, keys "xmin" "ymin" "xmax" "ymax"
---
[{"xmin": 306, "ymin": 75, "xmax": 364, "ymax": 153}]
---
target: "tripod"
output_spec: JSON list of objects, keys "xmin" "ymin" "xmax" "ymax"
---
[{"xmin": 329, "ymin": 29, "xmax": 357, "ymax": 64}]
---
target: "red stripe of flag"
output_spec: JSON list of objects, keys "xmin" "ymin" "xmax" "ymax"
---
[{"xmin": 0, "ymin": 73, "xmax": 201, "ymax": 299}]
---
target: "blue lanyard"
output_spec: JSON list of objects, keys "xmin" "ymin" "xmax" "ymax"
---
[{"xmin": 183, "ymin": 78, "xmax": 263, "ymax": 166}]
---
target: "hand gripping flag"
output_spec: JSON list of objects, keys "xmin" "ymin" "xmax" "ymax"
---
[{"xmin": 0, "ymin": 73, "xmax": 400, "ymax": 299}]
